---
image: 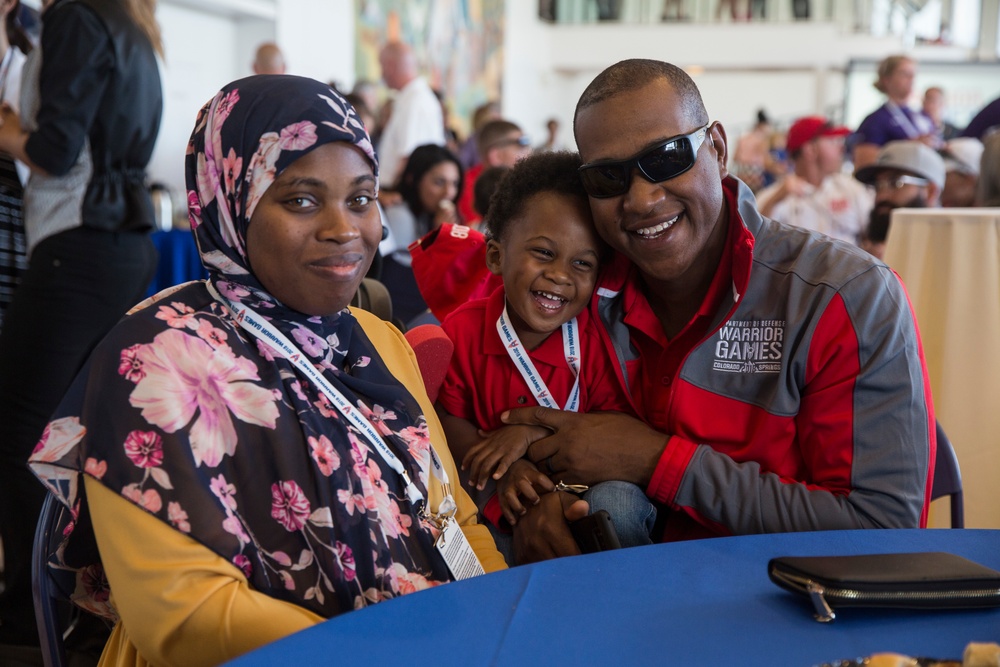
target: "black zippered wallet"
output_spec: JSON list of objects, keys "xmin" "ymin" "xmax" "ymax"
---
[{"xmin": 768, "ymin": 552, "xmax": 1000, "ymax": 622}]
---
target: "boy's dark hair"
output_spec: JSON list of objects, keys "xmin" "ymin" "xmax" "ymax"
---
[
  {"xmin": 485, "ymin": 151, "xmax": 590, "ymax": 242},
  {"xmin": 473, "ymin": 166, "xmax": 509, "ymax": 218}
]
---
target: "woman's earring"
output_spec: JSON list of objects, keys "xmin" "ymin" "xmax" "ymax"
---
[{"xmin": 381, "ymin": 225, "xmax": 389, "ymax": 241}]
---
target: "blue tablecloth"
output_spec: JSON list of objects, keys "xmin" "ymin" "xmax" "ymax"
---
[
  {"xmin": 147, "ymin": 229, "xmax": 206, "ymax": 297},
  {"xmin": 226, "ymin": 529, "xmax": 1000, "ymax": 666}
]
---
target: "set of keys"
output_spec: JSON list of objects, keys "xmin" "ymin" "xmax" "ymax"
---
[{"xmin": 554, "ymin": 481, "xmax": 590, "ymax": 495}]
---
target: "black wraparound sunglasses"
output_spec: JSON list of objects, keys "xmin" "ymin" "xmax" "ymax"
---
[{"xmin": 578, "ymin": 124, "xmax": 711, "ymax": 198}]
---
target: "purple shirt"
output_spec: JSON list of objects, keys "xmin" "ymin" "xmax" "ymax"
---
[
  {"xmin": 854, "ymin": 103, "xmax": 935, "ymax": 146},
  {"xmin": 960, "ymin": 96, "xmax": 1000, "ymax": 140}
]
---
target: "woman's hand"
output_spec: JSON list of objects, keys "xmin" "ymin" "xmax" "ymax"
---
[
  {"xmin": 0, "ymin": 105, "xmax": 36, "ymax": 170},
  {"xmin": 462, "ymin": 424, "xmax": 550, "ymax": 490},
  {"xmin": 496, "ymin": 458, "xmax": 555, "ymax": 525},
  {"xmin": 502, "ymin": 408, "xmax": 666, "ymax": 487},
  {"xmin": 431, "ymin": 199, "xmax": 459, "ymax": 228}
]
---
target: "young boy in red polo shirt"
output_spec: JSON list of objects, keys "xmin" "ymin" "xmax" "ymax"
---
[{"xmin": 436, "ymin": 151, "xmax": 656, "ymax": 564}]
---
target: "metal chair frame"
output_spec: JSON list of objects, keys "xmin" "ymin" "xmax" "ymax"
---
[
  {"xmin": 931, "ymin": 421, "xmax": 964, "ymax": 529},
  {"xmin": 32, "ymin": 492, "xmax": 68, "ymax": 667}
]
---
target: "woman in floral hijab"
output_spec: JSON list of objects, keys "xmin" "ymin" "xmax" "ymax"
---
[{"xmin": 29, "ymin": 75, "xmax": 504, "ymax": 666}]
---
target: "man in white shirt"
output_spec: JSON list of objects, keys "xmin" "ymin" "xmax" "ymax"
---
[
  {"xmin": 377, "ymin": 41, "xmax": 445, "ymax": 189},
  {"xmin": 757, "ymin": 116, "xmax": 872, "ymax": 245}
]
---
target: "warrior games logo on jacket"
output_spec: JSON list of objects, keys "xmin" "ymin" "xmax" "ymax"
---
[{"xmin": 713, "ymin": 319, "xmax": 784, "ymax": 373}]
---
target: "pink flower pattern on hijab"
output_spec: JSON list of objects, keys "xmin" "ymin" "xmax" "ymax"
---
[{"xmin": 28, "ymin": 76, "xmax": 451, "ymax": 623}]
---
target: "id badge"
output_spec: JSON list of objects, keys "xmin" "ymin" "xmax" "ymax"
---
[{"xmin": 435, "ymin": 517, "xmax": 485, "ymax": 581}]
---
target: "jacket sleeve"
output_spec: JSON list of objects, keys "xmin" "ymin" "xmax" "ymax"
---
[
  {"xmin": 24, "ymin": 3, "xmax": 112, "ymax": 176},
  {"xmin": 648, "ymin": 266, "xmax": 934, "ymax": 533},
  {"xmin": 87, "ymin": 478, "xmax": 324, "ymax": 667}
]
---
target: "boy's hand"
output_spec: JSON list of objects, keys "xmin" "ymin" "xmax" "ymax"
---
[
  {"xmin": 496, "ymin": 459, "xmax": 555, "ymax": 526},
  {"xmin": 461, "ymin": 424, "xmax": 550, "ymax": 490},
  {"xmin": 501, "ymin": 408, "xmax": 664, "ymax": 487}
]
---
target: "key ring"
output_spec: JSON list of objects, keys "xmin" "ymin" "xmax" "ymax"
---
[{"xmin": 554, "ymin": 481, "xmax": 589, "ymax": 495}]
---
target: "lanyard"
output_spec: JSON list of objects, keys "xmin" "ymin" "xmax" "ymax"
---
[
  {"xmin": 886, "ymin": 102, "xmax": 924, "ymax": 139},
  {"xmin": 0, "ymin": 48, "xmax": 12, "ymax": 104},
  {"xmin": 496, "ymin": 304, "xmax": 581, "ymax": 412},
  {"xmin": 206, "ymin": 282, "xmax": 457, "ymax": 520}
]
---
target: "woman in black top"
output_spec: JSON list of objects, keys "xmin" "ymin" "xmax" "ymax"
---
[{"xmin": 0, "ymin": 0, "xmax": 162, "ymax": 651}]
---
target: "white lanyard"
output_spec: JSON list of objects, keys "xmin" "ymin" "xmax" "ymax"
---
[
  {"xmin": 0, "ymin": 48, "xmax": 13, "ymax": 103},
  {"xmin": 206, "ymin": 283, "xmax": 457, "ymax": 519},
  {"xmin": 886, "ymin": 102, "xmax": 923, "ymax": 139},
  {"xmin": 496, "ymin": 304, "xmax": 581, "ymax": 413}
]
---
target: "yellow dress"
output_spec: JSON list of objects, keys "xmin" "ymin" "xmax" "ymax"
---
[{"xmin": 86, "ymin": 309, "xmax": 505, "ymax": 667}]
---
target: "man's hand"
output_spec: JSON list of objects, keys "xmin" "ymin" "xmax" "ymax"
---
[
  {"xmin": 496, "ymin": 458, "xmax": 555, "ymax": 525},
  {"xmin": 462, "ymin": 424, "xmax": 549, "ymax": 490},
  {"xmin": 512, "ymin": 490, "xmax": 588, "ymax": 564},
  {"xmin": 502, "ymin": 408, "xmax": 666, "ymax": 487}
]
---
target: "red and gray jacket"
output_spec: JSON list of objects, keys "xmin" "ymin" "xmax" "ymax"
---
[{"xmin": 594, "ymin": 177, "xmax": 936, "ymax": 541}]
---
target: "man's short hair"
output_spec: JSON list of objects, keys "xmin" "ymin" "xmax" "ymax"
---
[
  {"xmin": 476, "ymin": 120, "xmax": 523, "ymax": 156},
  {"xmin": 574, "ymin": 59, "xmax": 708, "ymax": 140}
]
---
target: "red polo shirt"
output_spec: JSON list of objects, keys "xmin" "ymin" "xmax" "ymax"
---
[
  {"xmin": 439, "ymin": 285, "xmax": 634, "ymax": 430},
  {"xmin": 440, "ymin": 285, "xmax": 635, "ymax": 527},
  {"xmin": 616, "ymin": 204, "xmax": 740, "ymax": 431}
]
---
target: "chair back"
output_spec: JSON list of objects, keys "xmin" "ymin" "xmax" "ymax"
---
[
  {"xmin": 32, "ymin": 492, "xmax": 69, "ymax": 667},
  {"xmin": 930, "ymin": 421, "xmax": 964, "ymax": 528},
  {"xmin": 351, "ymin": 277, "xmax": 393, "ymax": 323},
  {"xmin": 404, "ymin": 324, "xmax": 454, "ymax": 403}
]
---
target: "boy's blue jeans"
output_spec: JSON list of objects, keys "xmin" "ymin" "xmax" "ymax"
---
[{"xmin": 583, "ymin": 480, "xmax": 658, "ymax": 548}]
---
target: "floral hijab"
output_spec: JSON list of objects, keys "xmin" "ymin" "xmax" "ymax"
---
[{"xmin": 30, "ymin": 75, "xmax": 453, "ymax": 621}]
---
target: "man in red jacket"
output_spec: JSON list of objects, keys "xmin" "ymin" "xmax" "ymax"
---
[{"xmin": 500, "ymin": 59, "xmax": 936, "ymax": 563}]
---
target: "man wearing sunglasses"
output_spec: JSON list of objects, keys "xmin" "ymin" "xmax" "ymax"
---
[
  {"xmin": 853, "ymin": 140, "xmax": 945, "ymax": 260},
  {"xmin": 501, "ymin": 59, "xmax": 935, "ymax": 563}
]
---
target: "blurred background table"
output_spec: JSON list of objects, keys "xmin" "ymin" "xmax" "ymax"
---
[
  {"xmin": 884, "ymin": 208, "xmax": 1000, "ymax": 529},
  {"xmin": 147, "ymin": 228, "xmax": 206, "ymax": 298},
  {"xmin": 226, "ymin": 529, "xmax": 1000, "ymax": 666}
]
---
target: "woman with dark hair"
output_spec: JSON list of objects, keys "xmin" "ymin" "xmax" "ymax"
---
[
  {"xmin": 381, "ymin": 143, "xmax": 463, "ymax": 325},
  {"xmin": 27, "ymin": 75, "xmax": 502, "ymax": 666}
]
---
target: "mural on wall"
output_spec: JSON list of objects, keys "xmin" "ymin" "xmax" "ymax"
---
[{"xmin": 355, "ymin": 0, "xmax": 504, "ymax": 137}]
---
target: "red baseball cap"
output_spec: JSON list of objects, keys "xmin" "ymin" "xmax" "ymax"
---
[
  {"xmin": 786, "ymin": 116, "xmax": 851, "ymax": 154},
  {"xmin": 409, "ymin": 223, "xmax": 501, "ymax": 321}
]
